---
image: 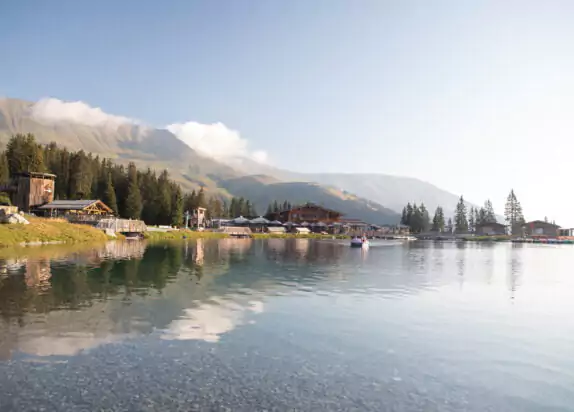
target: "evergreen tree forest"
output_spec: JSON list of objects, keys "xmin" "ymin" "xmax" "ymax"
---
[
  {"xmin": 399, "ymin": 202, "xmax": 430, "ymax": 233},
  {"xmin": 2, "ymin": 134, "xmax": 257, "ymax": 225},
  {"xmin": 504, "ymin": 189, "xmax": 525, "ymax": 235},
  {"xmin": 400, "ymin": 195, "xmax": 512, "ymax": 234},
  {"xmin": 264, "ymin": 200, "xmax": 293, "ymax": 216}
]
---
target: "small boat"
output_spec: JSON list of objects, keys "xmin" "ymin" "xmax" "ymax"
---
[{"xmin": 350, "ymin": 237, "xmax": 369, "ymax": 248}]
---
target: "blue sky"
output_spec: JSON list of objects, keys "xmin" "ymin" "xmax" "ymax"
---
[{"xmin": 1, "ymin": 0, "xmax": 574, "ymax": 223}]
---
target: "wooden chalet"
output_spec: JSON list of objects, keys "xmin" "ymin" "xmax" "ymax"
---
[
  {"xmin": 0, "ymin": 172, "xmax": 56, "ymax": 213},
  {"xmin": 38, "ymin": 200, "xmax": 114, "ymax": 219},
  {"xmin": 270, "ymin": 202, "xmax": 342, "ymax": 224}
]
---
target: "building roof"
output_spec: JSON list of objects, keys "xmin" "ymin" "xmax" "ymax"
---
[
  {"xmin": 525, "ymin": 220, "xmax": 560, "ymax": 228},
  {"xmin": 278, "ymin": 202, "xmax": 343, "ymax": 216},
  {"xmin": 38, "ymin": 199, "xmax": 113, "ymax": 213},
  {"xmin": 476, "ymin": 221, "xmax": 505, "ymax": 227},
  {"xmin": 14, "ymin": 171, "xmax": 57, "ymax": 179}
]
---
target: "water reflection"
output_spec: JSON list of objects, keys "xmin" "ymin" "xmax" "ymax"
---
[{"xmin": 1, "ymin": 239, "xmax": 573, "ymax": 362}]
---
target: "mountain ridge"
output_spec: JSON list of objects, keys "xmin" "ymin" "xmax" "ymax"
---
[{"xmin": 0, "ymin": 97, "xmax": 403, "ymax": 224}]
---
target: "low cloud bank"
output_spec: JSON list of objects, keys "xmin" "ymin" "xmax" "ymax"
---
[
  {"xmin": 30, "ymin": 98, "xmax": 135, "ymax": 128},
  {"xmin": 28, "ymin": 97, "xmax": 269, "ymax": 164},
  {"xmin": 167, "ymin": 121, "xmax": 269, "ymax": 164}
]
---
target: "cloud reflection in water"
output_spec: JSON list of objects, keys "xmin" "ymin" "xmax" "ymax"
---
[{"xmin": 161, "ymin": 297, "xmax": 264, "ymax": 343}]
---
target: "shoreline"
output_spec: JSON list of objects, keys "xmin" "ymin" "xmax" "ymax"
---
[
  {"xmin": 0, "ymin": 217, "xmax": 110, "ymax": 247},
  {"xmin": 145, "ymin": 230, "xmax": 349, "ymax": 241}
]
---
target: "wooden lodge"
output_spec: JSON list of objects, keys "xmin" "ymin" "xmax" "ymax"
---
[
  {"xmin": 38, "ymin": 199, "xmax": 114, "ymax": 220},
  {"xmin": 475, "ymin": 222, "xmax": 506, "ymax": 236},
  {"xmin": 269, "ymin": 202, "xmax": 342, "ymax": 225},
  {"xmin": 523, "ymin": 220, "xmax": 561, "ymax": 237}
]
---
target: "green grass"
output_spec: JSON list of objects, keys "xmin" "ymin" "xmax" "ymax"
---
[
  {"xmin": 464, "ymin": 235, "xmax": 510, "ymax": 242},
  {"xmin": 144, "ymin": 230, "xmax": 349, "ymax": 241},
  {"xmin": 251, "ymin": 233, "xmax": 348, "ymax": 240},
  {"xmin": 0, "ymin": 216, "xmax": 108, "ymax": 246},
  {"xmin": 144, "ymin": 230, "xmax": 229, "ymax": 241}
]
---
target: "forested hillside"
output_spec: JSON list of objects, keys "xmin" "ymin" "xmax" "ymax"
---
[{"xmin": 0, "ymin": 134, "xmax": 257, "ymax": 225}]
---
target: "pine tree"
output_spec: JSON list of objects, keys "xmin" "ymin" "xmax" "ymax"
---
[
  {"xmin": 282, "ymin": 200, "xmax": 289, "ymax": 211},
  {"xmin": 505, "ymin": 189, "xmax": 525, "ymax": 235},
  {"xmin": 101, "ymin": 172, "xmax": 118, "ymax": 215},
  {"xmin": 419, "ymin": 203, "xmax": 430, "ymax": 232},
  {"xmin": 156, "ymin": 170, "xmax": 172, "ymax": 225},
  {"xmin": 0, "ymin": 153, "xmax": 9, "ymax": 185},
  {"xmin": 243, "ymin": 200, "xmax": 252, "ymax": 216},
  {"xmin": 432, "ymin": 206, "xmax": 445, "ymax": 232},
  {"xmin": 454, "ymin": 196, "xmax": 468, "ymax": 233},
  {"xmin": 170, "ymin": 185, "xmax": 184, "ymax": 227},
  {"xmin": 196, "ymin": 187, "xmax": 207, "ymax": 208},
  {"xmin": 272, "ymin": 200, "xmax": 279, "ymax": 213},
  {"xmin": 265, "ymin": 203, "xmax": 273, "ymax": 217},
  {"xmin": 405, "ymin": 202, "xmax": 413, "ymax": 227},
  {"xmin": 410, "ymin": 203, "xmax": 422, "ymax": 233},
  {"xmin": 447, "ymin": 217, "xmax": 453, "ymax": 233},
  {"xmin": 5, "ymin": 133, "xmax": 45, "ymax": 175},
  {"xmin": 123, "ymin": 163, "xmax": 142, "ymax": 219},
  {"xmin": 69, "ymin": 150, "xmax": 93, "ymax": 199},
  {"xmin": 212, "ymin": 198, "xmax": 224, "ymax": 218},
  {"xmin": 484, "ymin": 200, "xmax": 496, "ymax": 223},
  {"xmin": 401, "ymin": 206, "xmax": 408, "ymax": 225},
  {"xmin": 229, "ymin": 197, "xmax": 238, "ymax": 217},
  {"xmin": 468, "ymin": 206, "xmax": 475, "ymax": 233}
]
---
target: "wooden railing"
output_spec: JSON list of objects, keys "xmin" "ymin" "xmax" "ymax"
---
[
  {"xmin": 65, "ymin": 215, "xmax": 147, "ymax": 233},
  {"xmin": 95, "ymin": 218, "xmax": 147, "ymax": 233}
]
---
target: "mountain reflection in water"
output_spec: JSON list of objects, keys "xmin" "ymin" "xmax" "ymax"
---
[{"xmin": 1, "ymin": 240, "xmax": 574, "ymax": 411}]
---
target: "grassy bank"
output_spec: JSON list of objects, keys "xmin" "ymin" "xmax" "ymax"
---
[
  {"xmin": 251, "ymin": 233, "xmax": 348, "ymax": 240},
  {"xmin": 145, "ymin": 230, "xmax": 349, "ymax": 241},
  {"xmin": 463, "ymin": 235, "xmax": 511, "ymax": 242},
  {"xmin": 0, "ymin": 217, "xmax": 108, "ymax": 247},
  {"xmin": 144, "ymin": 230, "xmax": 229, "ymax": 241}
]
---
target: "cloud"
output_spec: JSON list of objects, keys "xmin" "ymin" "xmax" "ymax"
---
[
  {"xmin": 161, "ymin": 296, "xmax": 264, "ymax": 343},
  {"xmin": 28, "ymin": 97, "xmax": 269, "ymax": 164},
  {"xmin": 30, "ymin": 98, "xmax": 136, "ymax": 128},
  {"xmin": 166, "ymin": 121, "xmax": 269, "ymax": 164}
]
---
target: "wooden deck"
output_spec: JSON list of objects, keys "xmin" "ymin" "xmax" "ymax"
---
[
  {"xmin": 95, "ymin": 218, "xmax": 147, "ymax": 233},
  {"xmin": 219, "ymin": 226, "xmax": 252, "ymax": 237},
  {"xmin": 65, "ymin": 215, "xmax": 147, "ymax": 233}
]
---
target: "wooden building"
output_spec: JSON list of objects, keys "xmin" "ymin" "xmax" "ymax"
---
[
  {"xmin": 270, "ymin": 203, "xmax": 342, "ymax": 224},
  {"xmin": 191, "ymin": 207, "xmax": 207, "ymax": 228},
  {"xmin": 38, "ymin": 200, "xmax": 114, "ymax": 219},
  {"xmin": 4, "ymin": 172, "xmax": 56, "ymax": 213},
  {"xmin": 523, "ymin": 220, "xmax": 560, "ymax": 237},
  {"xmin": 475, "ymin": 222, "xmax": 506, "ymax": 236}
]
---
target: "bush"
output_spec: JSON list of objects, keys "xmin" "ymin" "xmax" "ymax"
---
[{"xmin": 0, "ymin": 192, "xmax": 11, "ymax": 206}]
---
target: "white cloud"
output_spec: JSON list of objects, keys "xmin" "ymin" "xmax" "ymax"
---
[
  {"xmin": 30, "ymin": 98, "xmax": 136, "ymax": 128},
  {"xmin": 166, "ymin": 121, "xmax": 269, "ymax": 164},
  {"xmin": 161, "ymin": 296, "xmax": 264, "ymax": 343}
]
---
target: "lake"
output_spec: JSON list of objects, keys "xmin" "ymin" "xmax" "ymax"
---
[{"xmin": 0, "ymin": 239, "xmax": 573, "ymax": 411}]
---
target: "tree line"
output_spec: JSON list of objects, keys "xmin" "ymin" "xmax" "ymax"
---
[
  {"xmin": 401, "ymin": 190, "xmax": 526, "ymax": 234},
  {"xmin": 1, "ymin": 134, "xmax": 258, "ymax": 225},
  {"xmin": 265, "ymin": 200, "xmax": 293, "ymax": 216}
]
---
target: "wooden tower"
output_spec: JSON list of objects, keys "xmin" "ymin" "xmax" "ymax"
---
[{"xmin": 12, "ymin": 172, "xmax": 56, "ymax": 213}]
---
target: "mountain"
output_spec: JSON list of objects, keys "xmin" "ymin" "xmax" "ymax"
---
[
  {"xmin": 214, "ymin": 176, "xmax": 400, "ymax": 224},
  {"xmin": 226, "ymin": 157, "xmax": 468, "ymax": 217},
  {"xmin": 0, "ymin": 98, "xmax": 237, "ymax": 179},
  {"xmin": 0, "ymin": 97, "xmax": 401, "ymax": 224}
]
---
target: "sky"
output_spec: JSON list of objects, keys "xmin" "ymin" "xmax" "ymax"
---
[{"xmin": 1, "ymin": 0, "xmax": 574, "ymax": 223}]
